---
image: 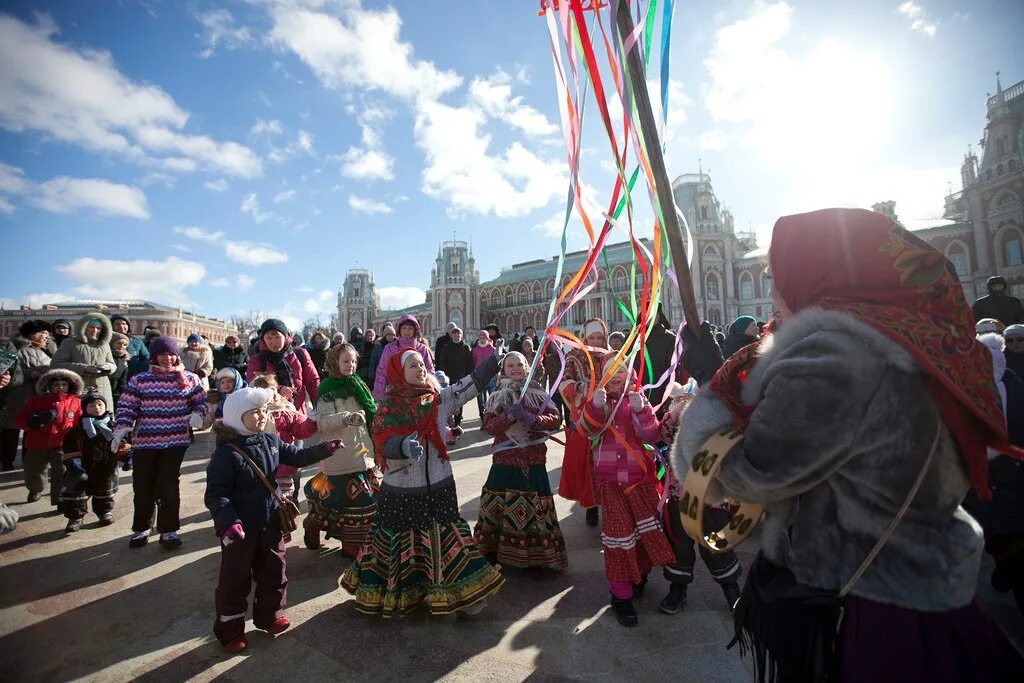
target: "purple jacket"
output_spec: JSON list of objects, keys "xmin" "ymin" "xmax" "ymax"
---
[{"xmin": 371, "ymin": 314, "xmax": 434, "ymax": 399}]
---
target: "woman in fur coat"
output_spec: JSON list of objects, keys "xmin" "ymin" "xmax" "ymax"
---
[
  {"xmin": 180, "ymin": 334, "xmax": 214, "ymax": 391},
  {"xmin": 51, "ymin": 312, "xmax": 116, "ymax": 409},
  {"xmin": 674, "ymin": 208, "xmax": 1022, "ymax": 681}
]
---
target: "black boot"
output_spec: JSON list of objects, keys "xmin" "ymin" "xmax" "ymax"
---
[
  {"xmin": 65, "ymin": 519, "xmax": 83, "ymax": 533},
  {"xmin": 632, "ymin": 576, "xmax": 648, "ymax": 600},
  {"xmin": 722, "ymin": 582, "xmax": 742, "ymax": 613},
  {"xmin": 610, "ymin": 595, "xmax": 638, "ymax": 627},
  {"xmin": 659, "ymin": 584, "xmax": 688, "ymax": 615},
  {"xmin": 585, "ymin": 507, "xmax": 599, "ymax": 527}
]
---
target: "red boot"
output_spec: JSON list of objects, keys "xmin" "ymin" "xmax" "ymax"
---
[
  {"xmin": 304, "ymin": 522, "xmax": 321, "ymax": 550},
  {"xmin": 222, "ymin": 635, "xmax": 247, "ymax": 654},
  {"xmin": 262, "ymin": 617, "xmax": 290, "ymax": 636}
]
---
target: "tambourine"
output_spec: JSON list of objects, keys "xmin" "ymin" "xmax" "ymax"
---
[{"xmin": 679, "ymin": 428, "xmax": 764, "ymax": 554}]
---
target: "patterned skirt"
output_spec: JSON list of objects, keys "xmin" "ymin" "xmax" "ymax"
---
[
  {"xmin": 558, "ymin": 428, "xmax": 596, "ymax": 508},
  {"xmin": 303, "ymin": 471, "xmax": 379, "ymax": 548},
  {"xmin": 473, "ymin": 463, "xmax": 568, "ymax": 570},
  {"xmin": 340, "ymin": 482, "xmax": 505, "ymax": 617},
  {"xmin": 599, "ymin": 481, "xmax": 674, "ymax": 584}
]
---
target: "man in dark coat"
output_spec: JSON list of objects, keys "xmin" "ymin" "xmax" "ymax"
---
[
  {"xmin": 637, "ymin": 305, "xmax": 678, "ymax": 414},
  {"xmin": 434, "ymin": 322, "xmax": 456, "ymax": 359},
  {"xmin": 214, "ymin": 335, "xmax": 250, "ymax": 375},
  {"xmin": 435, "ymin": 327, "xmax": 473, "ymax": 429},
  {"xmin": 973, "ymin": 276, "xmax": 1024, "ymax": 328}
]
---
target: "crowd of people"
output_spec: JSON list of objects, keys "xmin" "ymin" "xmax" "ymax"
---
[{"xmin": 1, "ymin": 208, "xmax": 1023, "ymax": 677}]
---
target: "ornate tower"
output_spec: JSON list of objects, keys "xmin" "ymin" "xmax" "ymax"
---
[
  {"xmin": 337, "ymin": 268, "xmax": 378, "ymax": 334},
  {"xmin": 428, "ymin": 237, "xmax": 480, "ymax": 336}
]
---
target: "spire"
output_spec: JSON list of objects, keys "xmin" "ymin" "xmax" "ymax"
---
[{"xmin": 996, "ymin": 70, "xmax": 1003, "ymax": 94}]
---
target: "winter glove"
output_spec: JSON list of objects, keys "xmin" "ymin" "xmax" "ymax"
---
[
  {"xmin": 507, "ymin": 403, "xmax": 537, "ymax": 427},
  {"xmin": 401, "ymin": 432, "xmax": 424, "ymax": 461},
  {"xmin": 27, "ymin": 409, "xmax": 57, "ymax": 430},
  {"xmin": 110, "ymin": 427, "xmax": 132, "ymax": 454},
  {"xmin": 0, "ymin": 502, "xmax": 18, "ymax": 535},
  {"xmin": 592, "ymin": 388, "xmax": 607, "ymax": 408},
  {"xmin": 99, "ymin": 363, "xmax": 116, "ymax": 374},
  {"xmin": 627, "ymin": 391, "xmax": 644, "ymax": 413},
  {"xmin": 344, "ymin": 411, "xmax": 366, "ymax": 427},
  {"xmin": 324, "ymin": 439, "xmax": 344, "ymax": 454},
  {"xmin": 682, "ymin": 321, "xmax": 724, "ymax": 387},
  {"xmin": 221, "ymin": 522, "xmax": 245, "ymax": 547},
  {"xmin": 188, "ymin": 412, "xmax": 205, "ymax": 429}
]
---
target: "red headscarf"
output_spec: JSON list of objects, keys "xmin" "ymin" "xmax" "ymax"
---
[
  {"xmin": 711, "ymin": 208, "xmax": 1012, "ymax": 497},
  {"xmin": 370, "ymin": 350, "xmax": 447, "ymax": 470}
]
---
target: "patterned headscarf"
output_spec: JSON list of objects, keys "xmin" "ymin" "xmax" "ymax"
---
[
  {"xmin": 371, "ymin": 350, "xmax": 446, "ymax": 470},
  {"xmin": 484, "ymin": 352, "xmax": 549, "ymax": 414},
  {"xmin": 319, "ymin": 344, "xmax": 376, "ymax": 428}
]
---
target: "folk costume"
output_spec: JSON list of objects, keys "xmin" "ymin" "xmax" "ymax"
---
[
  {"xmin": 557, "ymin": 318, "xmax": 609, "ymax": 511},
  {"xmin": 473, "ymin": 353, "xmax": 568, "ymax": 570},
  {"xmin": 340, "ymin": 350, "xmax": 504, "ymax": 617},
  {"xmin": 303, "ymin": 345, "xmax": 380, "ymax": 557},
  {"xmin": 673, "ymin": 208, "xmax": 1023, "ymax": 681}
]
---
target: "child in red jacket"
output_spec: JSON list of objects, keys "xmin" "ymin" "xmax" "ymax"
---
[{"xmin": 16, "ymin": 369, "xmax": 83, "ymax": 504}]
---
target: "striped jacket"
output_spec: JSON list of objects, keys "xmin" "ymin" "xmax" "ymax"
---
[{"xmin": 115, "ymin": 369, "xmax": 207, "ymax": 449}]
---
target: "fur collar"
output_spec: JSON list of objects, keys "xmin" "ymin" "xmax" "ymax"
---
[
  {"xmin": 36, "ymin": 368, "xmax": 84, "ymax": 396},
  {"xmin": 74, "ymin": 311, "xmax": 113, "ymax": 346},
  {"xmin": 740, "ymin": 307, "xmax": 917, "ymax": 406}
]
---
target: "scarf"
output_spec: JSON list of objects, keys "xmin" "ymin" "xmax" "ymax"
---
[
  {"xmin": 371, "ymin": 351, "xmax": 447, "ymax": 471},
  {"xmin": 259, "ymin": 346, "xmax": 295, "ymax": 388},
  {"xmin": 318, "ymin": 374, "xmax": 376, "ymax": 428},
  {"xmin": 484, "ymin": 376, "xmax": 549, "ymax": 415},
  {"xmin": 82, "ymin": 414, "xmax": 114, "ymax": 441},
  {"xmin": 150, "ymin": 362, "xmax": 190, "ymax": 390},
  {"xmin": 710, "ymin": 208, "xmax": 1013, "ymax": 497}
]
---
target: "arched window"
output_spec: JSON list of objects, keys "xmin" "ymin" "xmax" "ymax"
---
[
  {"xmin": 998, "ymin": 163, "xmax": 1005, "ymax": 176},
  {"xmin": 517, "ymin": 284, "xmax": 529, "ymax": 306},
  {"xmin": 739, "ymin": 272, "xmax": 754, "ymax": 300},
  {"xmin": 545, "ymin": 278, "xmax": 555, "ymax": 301},
  {"xmin": 705, "ymin": 274, "xmax": 720, "ymax": 301},
  {"xmin": 702, "ymin": 244, "xmax": 720, "ymax": 260},
  {"xmin": 505, "ymin": 286, "xmax": 514, "ymax": 308},
  {"xmin": 1003, "ymin": 230, "xmax": 1023, "ymax": 268},
  {"xmin": 531, "ymin": 281, "xmax": 542, "ymax": 303},
  {"xmin": 944, "ymin": 240, "xmax": 970, "ymax": 277},
  {"xmin": 700, "ymin": 205, "xmax": 708, "ymax": 220},
  {"xmin": 760, "ymin": 271, "xmax": 771, "ymax": 298},
  {"xmin": 612, "ymin": 266, "xmax": 628, "ymax": 293},
  {"xmin": 506, "ymin": 315, "xmax": 515, "ymax": 332},
  {"xmin": 997, "ymin": 137, "xmax": 1007, "ymax": 156}
]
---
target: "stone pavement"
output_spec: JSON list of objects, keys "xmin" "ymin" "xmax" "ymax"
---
[{"xmin": 0, "ymin": 403, "xmax": 1021, "ymax": 682}]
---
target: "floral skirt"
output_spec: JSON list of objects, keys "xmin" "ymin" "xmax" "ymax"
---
[
  {"xmin": 473, "ymin": 463, "xmax": 568, "ymax": 570},
  {"xmin": 340, "ymin": 485, "xmax": 504, "ymax": 618},
  {"xmin": 303, "ymin": 471, "xmax": 378, "ymax": 549},
  {"xmin": 558, "ymin": 428, "xmax": 596, "ymax": 508},
  {"xmin": 599, "ymin": 481, "xmax": 674, "ymax": 584}
]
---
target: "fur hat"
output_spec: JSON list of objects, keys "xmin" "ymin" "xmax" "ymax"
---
[
  {"xmin": 259, "ymin": 319, "xmax": 289, "ymax": 338},
  {"xmin": 1004, "ymin": 324, "xmax": 1024, "ymax": 340},
  {"xmin": 80, "ymin": 390, "xmax": 108, "ymax": 413},
  {"xmin": 291, "ymin": 332, "xmax": 304, "ymax": 346},
  {"xmin": 186, "ymin": 333, "xmax": 203, "ymax": 344},
  {"xmin": 222, "ymin": 387, "xmax": 274, "ymax": 435},
  {"xmin": 149, "ymin": 336, "xmax": 179, "ymax": 358},
  {"xmin": 18, "ymin": 319, "xmax": 52, "ymax": 338},
  {"xmin": 110, "ymin": 332, "xmax": 130, "ymax": 346}
]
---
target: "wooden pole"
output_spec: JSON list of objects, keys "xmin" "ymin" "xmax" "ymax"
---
[{"xmin": 613, "ymin": 0, "xmax": 701, "ymax": 334}]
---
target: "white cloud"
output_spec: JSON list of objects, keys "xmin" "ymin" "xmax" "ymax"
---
[
  {"xmin": 274, "ymin": 189, "xmax": 297, "ymax": 203},
  {"xmin": 698, "ymin": 130, "xmax": 728, "ymax": 151},
  {"xmin": 210, "ymin": 277, "xmax": 231, "ymax": 287},
  {"xmin": 204, "ymin": 178, "xmax": 229, "ymax": 192},
  {"xmin": 224, "ymin": 241, "xmax": 289, "ymax": 265},
  {"xmin": 348, "ymin": 194, "xmax": 392, "ymax": 214},
  {"xmin": 302, "ymin": 288, "xmax": 336, "ymax": 314},
  {"xmin": 195, "ymin": 9, "xmax": 254, "ymax": 59},
  {"xmin": 251, "ymin": 119, "xmax": 283, "ymax": 137},
  {"xmin": 0, "ymin": 291, "xmax": 72, "ymax": 308},
  {"xmin": 241, "ymin": 192, "xmax": 275, "ymax": 223},
  {"xmin": 267, "ymin": 5, "xmax": 462, "ymax": 103},
  {"xmin": 703, "ymin": 2, "xmax": 893, "ymax": 161},
  {"xmin": 0, "ymin": 198, "xmax": 13, "ymax": 215},
  {"xmin": 31, "ymin": 177, "xmax": 149, "ymax": 219},
  {"xmin": 0, "ymin": 14, "xmax": 261, "ymax": 178},
  {"xmin": 173, "ymin": 225, "xmax": 224, "ymax": 243},
  {"xmin": 0, "ymin": 161, "xmax": 29, "ymax": 195},
  {"xmin": 896, "ymin": 2, "xmax": 937, "ymax": 36},
  {"xmin": 297, "ymin": 130, "xmax": 315, "ymax": 155},
  {"xmin": 377, "ymin": 286, "xmax": 425, "ymax": 310},
  {"xmin": 337, "ymin": 146, "xmax": 394, "ymax": 181},
  {"xmin": 349, "ymin": 101, "xmax": 394, "ymax": 147},
  {"xmin": 237, "ymin": 274, "xmax": 256, "ymax": 290},
  {"xmin": 469, "ymin": 70, "xmax": 557, "ymax": 137},
  {"xmin": 57, "ymin": 256, "xmax": 205, "ymax": 306}
]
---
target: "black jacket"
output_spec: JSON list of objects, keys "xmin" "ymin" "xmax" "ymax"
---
[
  {"xmin": 436, "ymin": 340, "xmax": 474, "ymax": 382},
  {"xmin": 973, "ymin": 294, "xmax": 1024, "ymax": 328},
  {"xmin": 0, "ymin": 338, "xmax": 25, "ymax": 414},
  {"xmin": 434, "ymin": 333, "xmax": 452, "ymax": 359},
  {"xmin": 213, "ymin": 345, "xmax": 249, "ymax": 374},
  {"xmin": 205, "ymin": 428, "xmax": 330, "ymax": 537}
]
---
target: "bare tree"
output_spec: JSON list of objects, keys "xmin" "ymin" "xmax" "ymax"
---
[
  {"xmin": 302, "ymin": 313, "xmax": 324, "ymax": 342},
  {"xmin": 230, "ymin": 310, "xmax": 268, "ymax": 341}
]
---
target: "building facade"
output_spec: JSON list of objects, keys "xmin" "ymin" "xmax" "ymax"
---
[{"xmin": 0, "ymin": 300, "xmax": 238, "ymax": 343}]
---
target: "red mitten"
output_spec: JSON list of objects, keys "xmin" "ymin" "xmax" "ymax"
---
[{"xmin": 222, "ymin": 522, "xmax": 245, "ymax": 546}]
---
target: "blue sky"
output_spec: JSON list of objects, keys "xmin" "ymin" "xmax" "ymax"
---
[{"xmin": 1, "ymin": 0, "xmax": 1022, "ymax": 331}]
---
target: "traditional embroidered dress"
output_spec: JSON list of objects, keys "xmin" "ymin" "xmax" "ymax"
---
[
  {"xmin": 340, "ymin": 352, "xmax": 503, "ymax": 617},
  {"xmin": 473, "ymin": 370, "xmax": 568, "ymax": 570},
  {"xmin": 580, "ymin": 356, "xmax": 673, "ymax": 596},
  {"xmin": 556, "ymin": 318, "xmax": 609, "ymax": 508},
  {"xmin": 304, "ymin": 353, "xmax": 380, "ymax": 556}
]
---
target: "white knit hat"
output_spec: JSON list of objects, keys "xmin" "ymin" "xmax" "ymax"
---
[{"xmin": 223, "ymin": 387, "xmax": 274, "ymax": 435}]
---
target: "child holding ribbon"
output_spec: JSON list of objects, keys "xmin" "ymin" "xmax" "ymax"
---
[{"xmin": 473, "ymin": 351, "xmax": 567, "ymax": 571}]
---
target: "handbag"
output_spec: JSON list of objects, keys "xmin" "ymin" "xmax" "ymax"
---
[{"xmin": 225, "ymin": 443, "xmax": 300, "ymax": 533}]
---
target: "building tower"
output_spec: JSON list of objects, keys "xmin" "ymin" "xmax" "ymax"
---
[
  {"xmin": 337, "ymin": 268, "xmax": 378, "ymax": 334},
  {"xmin": 428, "ymin": 237, "xmax": 480, "ymax": 336}
]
